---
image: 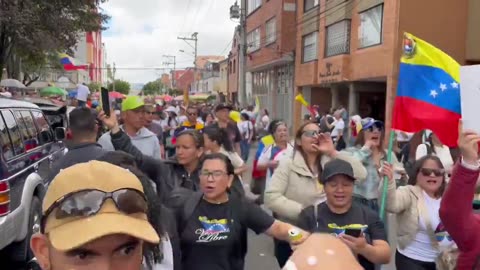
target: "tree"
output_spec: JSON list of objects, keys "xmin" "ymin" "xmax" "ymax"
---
[
  {"xmin": 0, "ymin": 0, "xmax": 110, "ymax": 79},
  {"xmin": 108, "ymin": 79, "xmax": 131, "ymax": 94},
  {"xmin": 142, "ymin": 80, "xmax": 164, "ymax": 96},
  {"xmin": 88, "ymin": 82, "xmax": 102, "ymax": 92},
  {"xmin": 20, "ymin": 51, "xmax": 62, "ymax": 86},
  {"xmin": 168, "ymin": 88, "xmax": 184, "ymax": 96}
]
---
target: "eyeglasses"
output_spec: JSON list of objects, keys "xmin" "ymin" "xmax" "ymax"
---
[
  {"xmin": 188, "ymin": 112, "xmax": 197, "ymax": 116},
  {"xmin": 199, "ymin": 170, "xmax": 228, "ymax": 180},
  {"xmin": 420, "ymin": 168, "xmax": 444, "ymax": 177},
  {"xmin": 365, "ymin": 125, "xmax": 383, "ymax": 132},
  {"xmin": 40, "ymin": 188, "xmax": 148, "ymax": 233},
  {"xmin": 302, "ymin": 130, "xmax": 320, "ymax": 138}
]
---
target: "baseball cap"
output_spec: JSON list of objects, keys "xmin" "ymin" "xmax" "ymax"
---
[
  {"xmin": 320, "ymin": 159, "xmax": 355, "ymax": 184},
  {"xmin": 42, "ymin": 161, "xmax": 160, "ymax": 251},
  {"xmin": 361, "ymin": 117, "xmax": 383, "ymax": 131},
  {"xmin": 122, "ymin": 96, "xmax": 145, "ymax": 112},
  {"xmin": 215, "ymin": 103, "xmax": 233, "ymax": 112}
]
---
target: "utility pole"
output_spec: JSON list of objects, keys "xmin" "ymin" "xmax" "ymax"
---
[
  {"xmin": 112, "ymin": 62, "xmax": 116, "ymax": 92},
  {"xmin": 230, "ymin": 0, "xmax": 247, "ymax": 107},
  {"xmin": 162, "ymin": 55, "xmax": 176, "ymax": 90},
  {"xmin": 177, "ymin": 32, "xmax": 198, "ymax": 93}
]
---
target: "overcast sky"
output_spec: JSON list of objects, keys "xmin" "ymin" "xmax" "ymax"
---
[{"xmin": 101, "ymin": 0, "xmax": 238, "ymax": 84}]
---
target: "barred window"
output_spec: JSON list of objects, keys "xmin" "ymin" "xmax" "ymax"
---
[{"xmin": 325, "ymin": 20, "xmax": 351, "ymax": 57}]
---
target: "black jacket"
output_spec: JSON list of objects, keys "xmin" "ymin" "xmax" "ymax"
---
[
  {"xmin": 110, "ymin": 130, "xmax": 201, "ymax": 202},
  {"xmin": 49, "ymin": 143, "xmax": 108, "ymax": 180}
]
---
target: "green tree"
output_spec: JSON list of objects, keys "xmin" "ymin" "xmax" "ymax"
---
[
  {"xmin": 88, "ymin": 82, "xmax": 102, "ymax": 92},
  {"xmin": 108, "ymin": 79, "xmax": 131, "ymax": 94},
  {"xmin": 20, "ymin": 51, "xmax": 62, "ymax": 86},
  {"xmin": 142, "ymin": 80, "xmax": 164, "ymax": 96},
  {"xmin": 168, "ymin": 88, "xmax": 184, "ymax": 96},
  {"xmin": 0, "ymin": 0, "xmax": 110, "ymax": 79}
]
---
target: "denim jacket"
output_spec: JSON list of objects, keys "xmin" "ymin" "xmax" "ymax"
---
[{"xmin": 344, "ymin": 146, "xmax": 402, "ymax": 200}]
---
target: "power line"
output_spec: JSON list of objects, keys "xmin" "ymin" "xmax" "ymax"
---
[{"xmin": 219, "ymin": 38, "xmax": 234, "ymax": 56}]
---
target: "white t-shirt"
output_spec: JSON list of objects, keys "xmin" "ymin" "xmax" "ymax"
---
[
  {"xmin": 261, "ymin": 115, "xmax": 270, "ymax": 130},
  {"xmin": 331, "ymin": 119, "xmax": 345, "ymax": 138},
  {"xmin": 258, "ymin": 143, "xmax": 294, "ymax": 187},
  {"xmin": 143, "ymin": 236, "xmax": 174, "ymax": 270},
  {"xmin": 398, "ymin": 191, "xmax": 454, "ymax": 262},
  {"xmin": 76, "ymin": 84, "xmax": 90, "ymax": 102},
  {"xmin": 238, "ymin": 120, "xmax": 253, "ymax": 140},
  {"xmin": 219, "ymin": 147, "xmax": 244, "ymax": 169},
  {"xmin": 177, "ymin": 115, "xmax": 187, "ymax": 125}
]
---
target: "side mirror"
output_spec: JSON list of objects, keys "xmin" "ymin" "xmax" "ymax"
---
[{"xmin": 54, "ymin": 127, "xmax": 66, "ymax": 141}]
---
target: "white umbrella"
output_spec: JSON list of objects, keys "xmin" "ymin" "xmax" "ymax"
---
[{"xmin": 0, "ymin": 79, "xmax": 26, "ymax": 88}]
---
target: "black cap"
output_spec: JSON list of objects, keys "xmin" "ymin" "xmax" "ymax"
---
[
  {"xmin": 215, "ymin": 103, "xmax": 233, "ymax": 112},
  {"xmin": 320, "ymin": 159, "xmax": 355, "ymax": 184}
]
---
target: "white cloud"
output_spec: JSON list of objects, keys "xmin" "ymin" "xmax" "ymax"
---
[{"xmin": 101, "ymin": 0, "xmax": 238, "ymax": 84}]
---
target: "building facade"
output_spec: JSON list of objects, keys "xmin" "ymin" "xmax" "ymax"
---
[
  {"xmin": 228, "ymin": 26, "xmax": 241, "ymax": 103},
  {"xmin": 198, "ymin": 61, "xmax": 221, "ymax": 93},
  {"xmin": 176, "ymin": 68, "xmax": 195, "ymax": 95},
  {"xmin": 294, "ymin": 0, "xmax": 471, "ymax": 132},
  {"xmin": 245, "ymin": 0, "xmax": 297, "ymax": 127},
  {"xmin": 219, "ymin": 59, "xmax": 229, "ymax": 102},
  {"xmin": 73, "ymin": 31, "xmax": 103, "ymax": 84}
]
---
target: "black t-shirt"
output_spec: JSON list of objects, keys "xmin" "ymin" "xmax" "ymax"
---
[
  {"xmin": 180, "ymin": 199, "xmax": 274, "ymax": 270},
  {"xmin": 297, "ymin": 202, "xmax": 387, "ymax": 270},
  {"xmin": 212, "ymin": 122, "xmax": 242, "ymax": 144}
]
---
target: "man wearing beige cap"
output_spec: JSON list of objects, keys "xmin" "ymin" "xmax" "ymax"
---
[{"xmin": 30, "ymin": 161, "xmax": 159, "ymax": 270}]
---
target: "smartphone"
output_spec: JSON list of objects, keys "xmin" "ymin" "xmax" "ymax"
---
[
  {"xmin": 100, "ymin": 87, "xmax": 110, "ymax": 117},
  {"xmin": 344, "ymin": 228, "xmax": 362, "ymax": 238}
]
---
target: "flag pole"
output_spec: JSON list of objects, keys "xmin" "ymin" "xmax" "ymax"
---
[{"xmin": 380, "ymin": 129, "xmax": 395, "ymax": 221}]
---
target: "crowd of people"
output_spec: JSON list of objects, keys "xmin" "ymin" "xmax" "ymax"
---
[{"xmin": 22, "ymin": 93, "xmax": 480, "ymax": 270}]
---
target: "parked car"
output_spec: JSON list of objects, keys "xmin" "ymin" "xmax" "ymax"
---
[{"xmin": 0, "ymin": 98, "xmax": 66, "ymax": 264}]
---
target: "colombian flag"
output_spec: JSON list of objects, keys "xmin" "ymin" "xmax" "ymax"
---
[
  {"xmin": 392, "ymin": 33, "xmax": 461, "ymax": 147},
  {"xmin": 59, "ymin": 53, "xmax": 88, "ymax": 71}
]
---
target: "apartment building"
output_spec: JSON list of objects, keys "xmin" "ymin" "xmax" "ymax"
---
[
  {"xmin": 294, "ymin": 0, "xmax": 471, "ymax": 132},
  {"xmin": 245, "ymin": 0, "xmax": 297, "ymax": 126}
]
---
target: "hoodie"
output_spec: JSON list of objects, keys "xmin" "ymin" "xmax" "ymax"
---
[
  {"xmin": 439, "ymin": 161, "xmax": 480, "ymax": 269},
  {"xmin": 98, "ymin": 125, "xmax": 161, "ymax": 159}
]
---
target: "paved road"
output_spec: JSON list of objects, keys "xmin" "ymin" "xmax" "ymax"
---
[{"xmin": 242, "ymin": 143, "xmax": 397, "ymax": 270}]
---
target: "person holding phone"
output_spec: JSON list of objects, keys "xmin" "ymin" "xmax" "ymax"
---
[{"xmin": 297, "ymin": 159, "xmax": 391, "ymax": 270}]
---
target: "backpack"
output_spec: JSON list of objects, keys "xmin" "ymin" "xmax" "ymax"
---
[{"xmin": 178, "ymin": 192, "xmax": 248, "ymax": 269}]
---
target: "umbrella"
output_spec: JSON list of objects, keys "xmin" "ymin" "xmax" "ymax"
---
[
  {"xmin": 109, "ymin": 91, "xmax": 125, "ymax": 99},
  {"xmin": 40, "ymin": 86, "xmax": 67, "ymax": 97},
  {"xmin": 1, "ymin": 79, "xmax": 26, "ymax": 89}
]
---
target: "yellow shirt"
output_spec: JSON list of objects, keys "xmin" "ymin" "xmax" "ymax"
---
[{"xmin": 182, "ymin": 120, "xmax": 204, "ymax": 130}]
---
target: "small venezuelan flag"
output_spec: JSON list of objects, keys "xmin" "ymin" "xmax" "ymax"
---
[
  {"xmin": 392, "ymin": 32, "xmax": 461, "ymax": 147},
  {"xmin": 59, "ymin": 53, "xmax": 88, "ymax": 71}
]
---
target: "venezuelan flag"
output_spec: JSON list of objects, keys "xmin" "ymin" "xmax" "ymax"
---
[
  {"xmin": 59, "ymin": 53, "xmax": 88, "ymax": 71},
  {"xmin": 393, "ymin": 32, "xmax": 460, "ymax": 147},
  {"xmin": 252, "ymin": 135, "xmax": 274, "ymax": 179}
]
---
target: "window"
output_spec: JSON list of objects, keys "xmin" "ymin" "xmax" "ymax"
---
[
  {"xmin": 302, "ymin": 32, "xmax": 318, "ymax": 62},
  {"xmin": 247, "ymin": 0, "xmax": 262, "ymax": 14},
  {"xmin": 304, "ymin": 0, "xmax": 319, "ymax": 12},
  {"xmin": 31, "ymin": 110, "xmax": 53, "ymax": 144},
  {"xmin": 233, "ymin": 60, "xmax": 236, "ymax": 73},
  {"xmin": 1, "ymin": 110, "xmax": 24, "ymax": 157},
  {"xmin": 266, "ymin": 18, "xmax": 276, "ymax": 45},
  {"xmin": 358, "ymin": 5, "xmax": 383, "ymax": 48},
  {"xmin": 325, "ymin": 20, "xmax": 351, "ymax": 57},
  {"xmin": 0, "ymin": 112, "xmax": 13, "ymax": 160},
  {"xmin": 14, "ymin": 110, "xmax": 39, "ymax": 151},
  {"xmin": 247, "ymin": 28, "xmax": 261, "ymax": 53}
]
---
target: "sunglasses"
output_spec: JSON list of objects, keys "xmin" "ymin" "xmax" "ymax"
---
[
  {"xmin": 187, "ymin": 112, "xmax": 197, "ymax": 116},
  {"xmin": 302, "ymin": 130, "xmax": 320, "ymax": 138},
  {"xmin": 365, "ymin": 125, "xmax": 383, "ymax": 132},
  {"xmin": 420, "ymin": 168, "xmax": 444, "ymax": 177},
  {"xmin": 40, "ymin": 188, "xmax": 148, "ymax": 233},
  {"xmin": 435, "ymin": 234, "xmax": 453, "ymax": 242}
]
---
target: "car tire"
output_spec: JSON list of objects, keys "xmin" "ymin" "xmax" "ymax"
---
[{"xmin": 8, "ymin": 196, "xmax": 42, "ymax": 263}]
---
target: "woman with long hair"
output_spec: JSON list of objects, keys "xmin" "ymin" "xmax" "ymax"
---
[
  {"xmin": 344, "ymin": 117, "xmax": 405, "ymax": 211},
  {"xmin": 381, "ymin": 155, "xmax": 455, "ymax": 270},
  {"xmin": 178, "ymin": 153, "xmax": 309, "ymax": 270},
  {"xmin": 203, "ymin": 126, "xmax": 247, "ymax": 175},
  {"xmin": 412, "ymin": 130, "xmax": 454, "ymax": 175},
  {"xmin": 264, "ymin": 121, "xmax": 367, "ymax": 267},
  {"xmin": 99, "ymin": 111, "xmax": 205, "ymax": 200}
]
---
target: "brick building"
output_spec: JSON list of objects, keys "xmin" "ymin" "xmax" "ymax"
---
[
  {"xmin": 245, "ymin": 0, "xmax": 297, "ymax": 126},
  {"xmin": 228, "ymin": 26, "xmax": 241, "ymax": 103},
  {"xmin": 294, "ymin": 0, "xmax": 473, "ymax": 132}
]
